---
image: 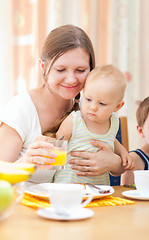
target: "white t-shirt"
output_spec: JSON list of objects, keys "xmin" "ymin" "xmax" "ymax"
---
[{"xmin": 0, "ymin": 91, "xmax": 55, "ymax": 183}]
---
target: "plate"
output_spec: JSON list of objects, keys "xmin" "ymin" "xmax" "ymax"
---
[
  {"xmin": 25, "ymin": 183, "xmax": 114, "ymax": 200},
  {"xmin": 122, "ymin": 190, "xmax": 149, "ymax": 200},
  {"xmin": 37, "ymin": 207, "xmax": 94, "ymax": 221}
]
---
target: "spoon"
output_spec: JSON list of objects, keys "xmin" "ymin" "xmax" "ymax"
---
[{"xmin": 86, "ymin": 183, "xmax": 111, "ymax": 194}]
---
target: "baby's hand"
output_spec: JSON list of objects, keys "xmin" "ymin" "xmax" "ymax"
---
[{"xmin": 121, "ymin": 152, "xmax": 134, "ymax": 170}]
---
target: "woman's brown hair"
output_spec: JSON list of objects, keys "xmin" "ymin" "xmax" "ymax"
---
[
  {"xmin": 41, "ymin": 25, "xmax": 95, "ymax": 135},
  {"xmin": 41, "ymin": 24, "xmax": 95, "ymax": 77}
]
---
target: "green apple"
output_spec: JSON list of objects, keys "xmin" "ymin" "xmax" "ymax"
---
[{"xmin": 0, "ymin": 180, "xmax": 13, "ymax": 213}]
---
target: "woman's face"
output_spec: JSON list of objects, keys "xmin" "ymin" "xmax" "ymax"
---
[{"xmin": 46, "ymin": 48, "xmax": 90, "ymax": 99}]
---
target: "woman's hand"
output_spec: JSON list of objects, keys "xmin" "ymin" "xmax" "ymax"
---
[
  {"xmin": 20, "ymin": 136, "xmax": 57, "ymax": 169},
  {"xmin": 69, "ymin": 139, "xmax": 125, "ymax": 176}
]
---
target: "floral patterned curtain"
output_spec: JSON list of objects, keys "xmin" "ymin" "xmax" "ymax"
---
[{"xmin": 0, "ymin": 0, "xmax": 148, "ymax": 149}]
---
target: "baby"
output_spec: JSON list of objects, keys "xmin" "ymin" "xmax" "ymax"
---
[
  {"xmin": 121, "ymin": 96, "xmax": 149, "ymax": 185},
  {"xmin": 54, "ymin": 64, "xmax": 134, "ymax": 185}
]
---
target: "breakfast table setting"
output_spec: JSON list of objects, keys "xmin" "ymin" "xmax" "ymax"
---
[
  {"xmin": 0, "ymin": 151, "xmax": 149, "ymax": 240},
  {"xmin": 1, "ymin": 181, "xmax": 149, "ymax": 240}
]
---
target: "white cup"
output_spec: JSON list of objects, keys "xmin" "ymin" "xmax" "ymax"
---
[
  {"xmin": 134, "ymin": 170, "xmax": 149, "ymax": 197},
  {"xmin": 48, "ymin": 183, "xmax": 93, "ymax": 216}
]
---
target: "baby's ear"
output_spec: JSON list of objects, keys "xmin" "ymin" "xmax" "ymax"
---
[
  {"xmin": 137, "ymin": 125, "xmax": 144, "ymax": 138},
  {"xmin": 114, "ymin": 101, "xmax": 125, "ymax": 113}
]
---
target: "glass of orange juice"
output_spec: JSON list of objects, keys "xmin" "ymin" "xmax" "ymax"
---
[{"xmin": 44, "ymin": 139, "xmax": 68, "ymax": 168}]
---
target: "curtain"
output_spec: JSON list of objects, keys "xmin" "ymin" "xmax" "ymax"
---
[
  {"xmin": 108, "ymin": 0, "xmax": 149, "ymax": 149},
  {"xmin": 0, "ymin": 0, "xmax": 148, "ymax": 149}
]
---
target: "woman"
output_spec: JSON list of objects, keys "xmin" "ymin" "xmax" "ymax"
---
[{"xmin": 0, "ymin": 25, "xmax": 125, "ymax": 183}]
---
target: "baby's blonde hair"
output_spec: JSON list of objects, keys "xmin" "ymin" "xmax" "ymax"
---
[{"xmin": 85, "ymin": 64, "xmax": 127, "ymax": 101}]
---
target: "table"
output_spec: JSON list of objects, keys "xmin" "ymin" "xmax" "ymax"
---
[{"xmin": 0, "ymin": 186, "xmax": 149, "ymax": 240}]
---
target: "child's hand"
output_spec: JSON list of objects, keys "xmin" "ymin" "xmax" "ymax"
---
[
  {"xmin": 114, "ymin": 139, "xmax": 134, "ymax": 170},
  {"xmin": 121, "ymin": 152, "xmax": 134, "ymax": 170}
]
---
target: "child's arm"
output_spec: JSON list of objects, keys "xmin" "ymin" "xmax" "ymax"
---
[
  {"xmin": 121, "ymin": 151, "xmax": 145, "ymax": 185},
  {"xmin": 114, "ymin": 139, "xmax": 134, "ymax": 170},
  {"xmin": 56, "ymin": 114, "xmax": 73, "ymax": 141}
]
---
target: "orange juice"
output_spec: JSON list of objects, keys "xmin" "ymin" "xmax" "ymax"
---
[
  {"xmin": 44, "ymin": 149, "xmax": 67, "ymax": 166},
  {"xmin": 43, "ymin": 139, "xmax": 68, "ymax": 166},
  {"xmin": 50, "ymin": 149, "xmax": 67, "ymax": 166}
]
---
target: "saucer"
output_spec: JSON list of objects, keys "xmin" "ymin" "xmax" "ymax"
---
[
  {"xmin": 37, "ymin": 207, "xmax": 94, "ymax": 221},
  {"xmin": 122, "ymin": 190, "xmax": 149, "ymax": 200}
]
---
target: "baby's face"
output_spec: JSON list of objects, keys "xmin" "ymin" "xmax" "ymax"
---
[
  {"xmin": 81, "ymin": 78, "xmax": 121, "ymax": 123},
  {"xmin": 142, "ymin": 113, "xmax": 149, "ymax": 144}
]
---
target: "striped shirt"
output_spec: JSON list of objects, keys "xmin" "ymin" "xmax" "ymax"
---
[{"xmin": 54, "ymin": 111, "xmax": 119, "ymax": 185}]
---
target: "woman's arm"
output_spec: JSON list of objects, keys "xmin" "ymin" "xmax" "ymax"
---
[
  {"xmin": 0, "ymin": 124, "xmax": 57, "ymax": 169},
  {"xmin": 20, "ymin": 136, "xmax": 56, "ymax": 168},
  {"xmin": 19, "ymin": 115, "xmax": 73, "ymax": 168},
  {"xmin": 69, "ymin": 139, "xmax": 125, "ymax": 176},
  {"xmin": 0, "ymin": 123, "xmax": 23, "ymax": 162}
]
